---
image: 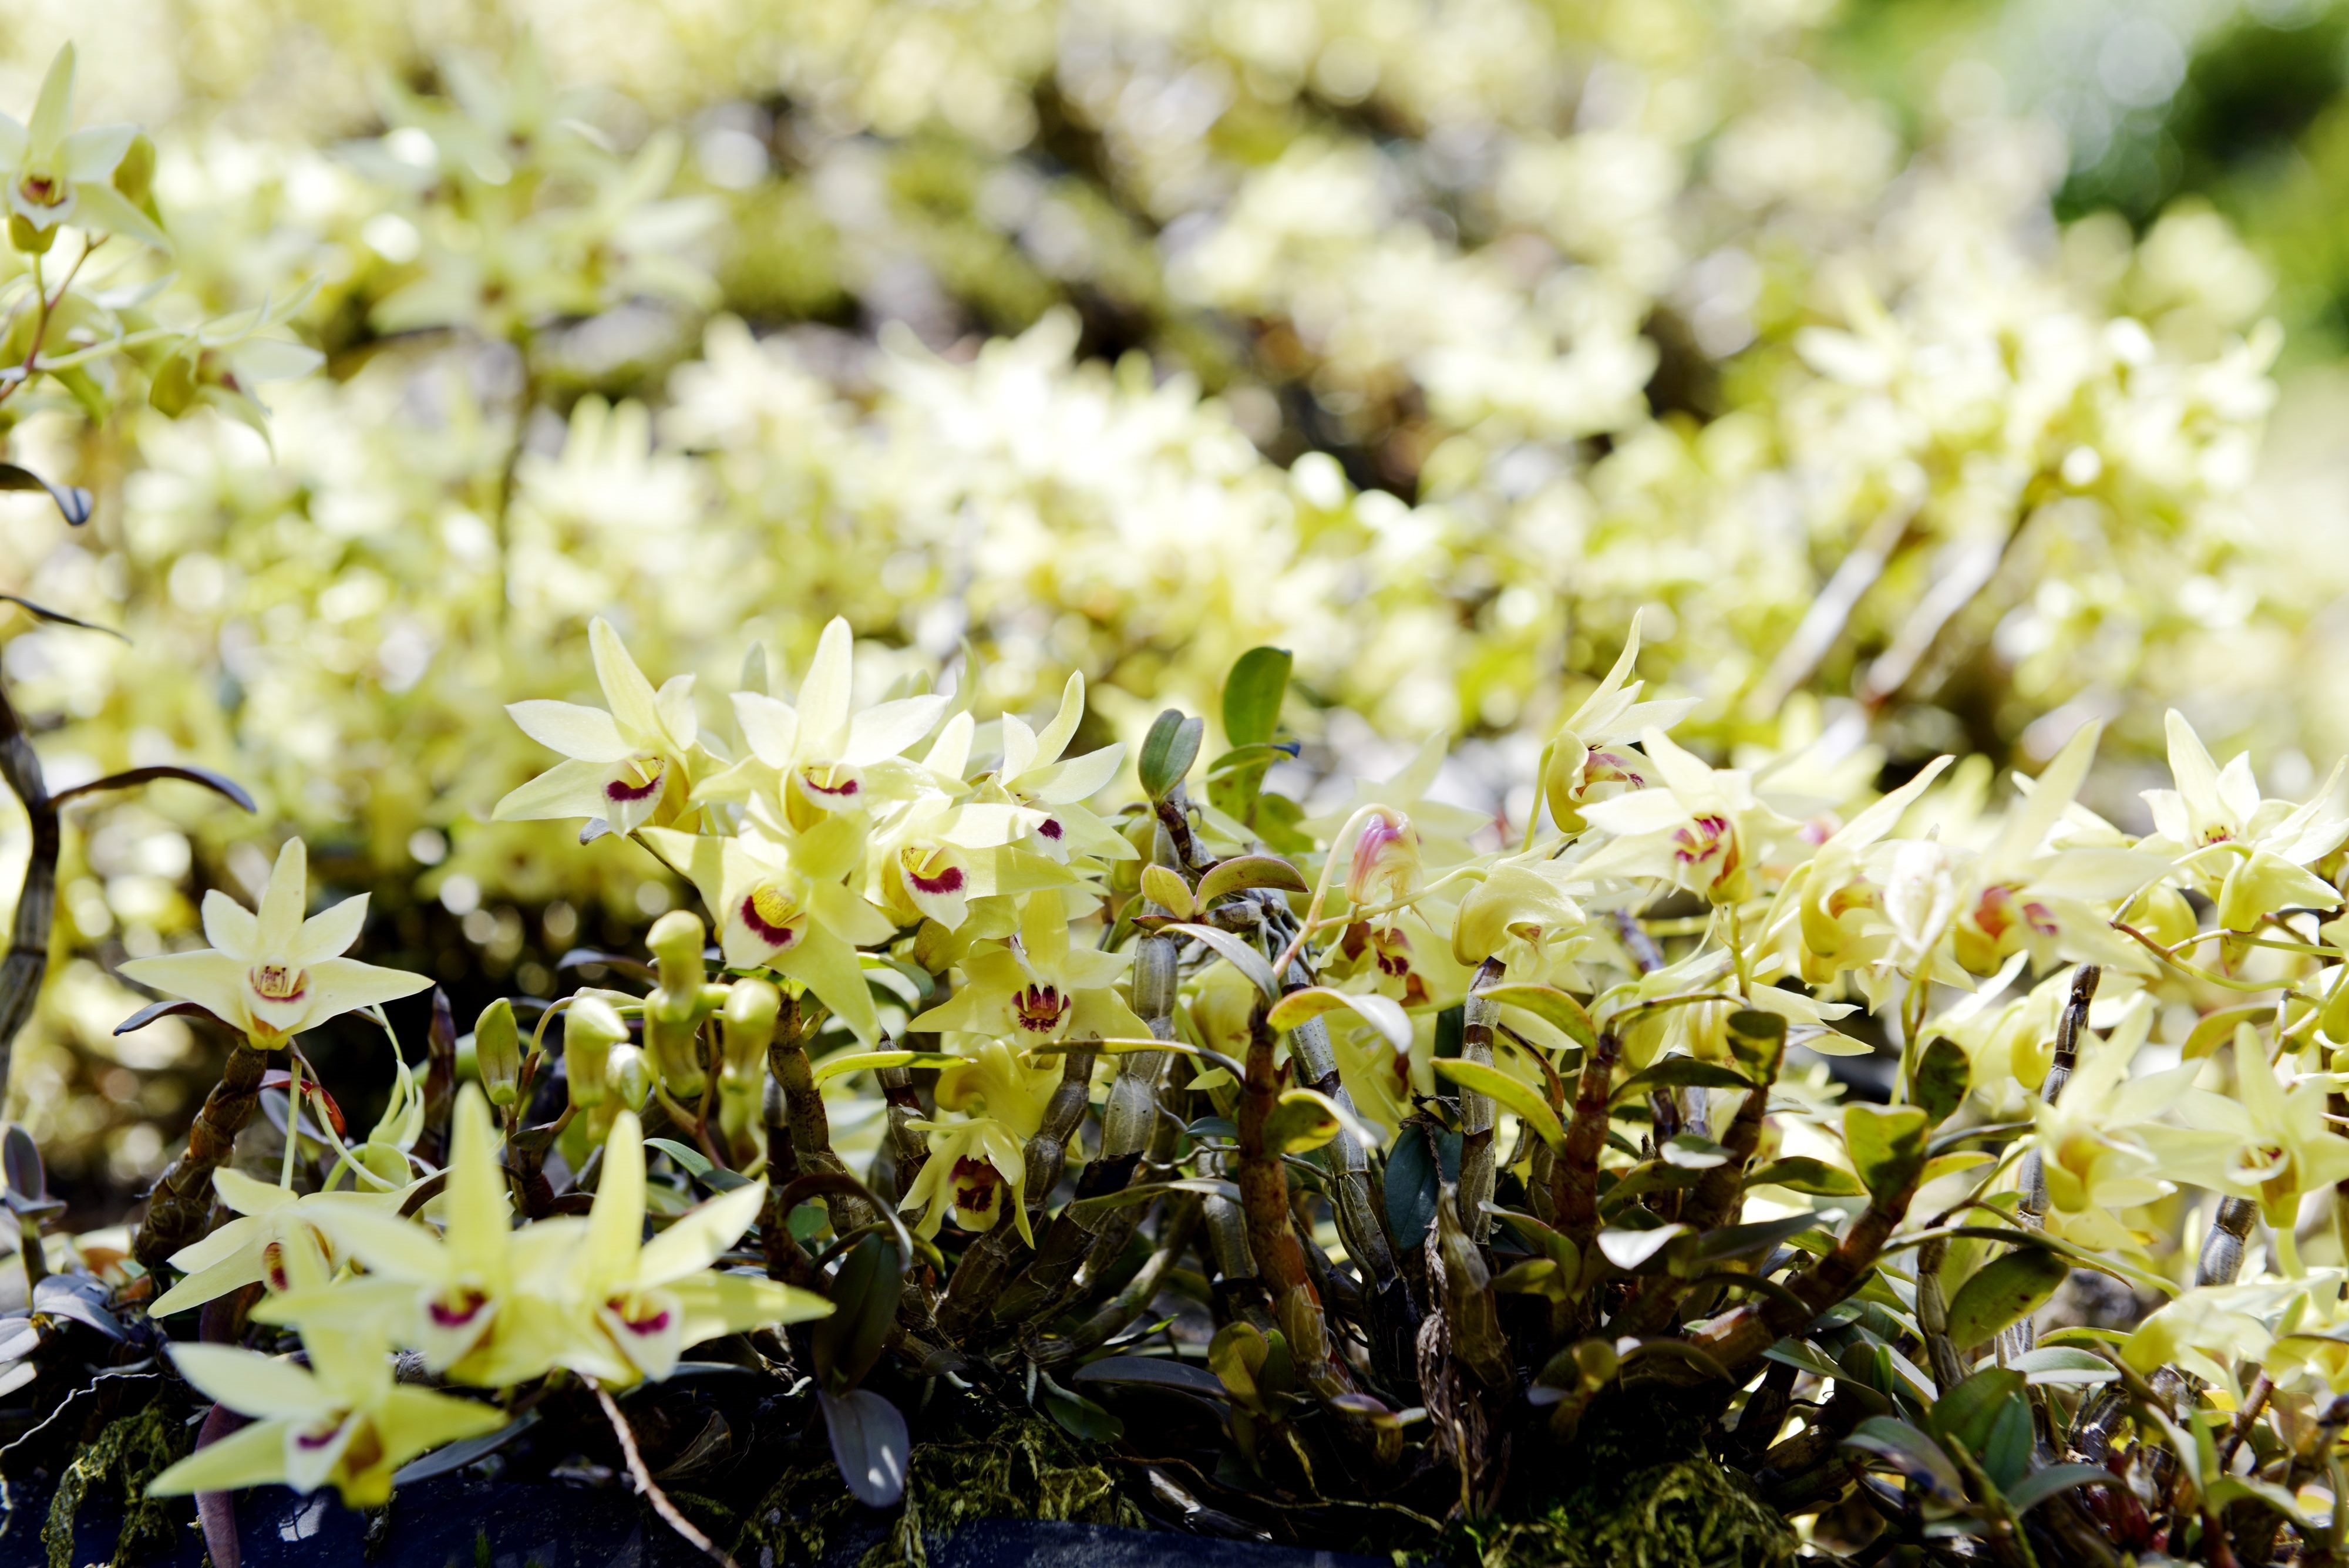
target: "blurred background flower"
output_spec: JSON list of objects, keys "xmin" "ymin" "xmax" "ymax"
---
[{"xmin": 0, "ymin": 0, "xmax": 2344, "ymax": 1211}]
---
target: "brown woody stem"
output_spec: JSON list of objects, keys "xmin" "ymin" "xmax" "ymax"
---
[{"xmin": 135, "ymin": 1040, "xmax": 270, "ymax": 1267}]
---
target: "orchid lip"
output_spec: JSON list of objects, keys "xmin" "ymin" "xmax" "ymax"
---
[
  {"xmin": 605, "ymin": 769, "xmax": 664, "ymax": 804},
  {"xmin": 907, "ymin": 862, "xmax": 966, "ymax": 896},
  {"xmin": 741, "ymin": 889, "xmax": 804, "ymax": 948},
  {"xmin": 1037, "ymin": 817, "xmax": 1064, "ymax": 840},
  {"xmin": 248, "ymin": 963, "xmax": 309, "ymax": 1003}
]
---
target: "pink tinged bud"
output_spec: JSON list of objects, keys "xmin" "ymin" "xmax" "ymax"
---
[{"xmin": 1347, "ymin": 809, "xmax": 1422, "ymax": 908}]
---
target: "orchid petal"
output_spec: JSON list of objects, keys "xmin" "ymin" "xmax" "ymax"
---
[
  {"xmin": 636, "ymin": 1180, "xmax": 765, "ymax": 1286},
  {"xmin": 797, "ymin": 618, "xmax": 857, "ymax": 745},
  {"xmin": 200, "ymin": 889, "xmax": 258, "ymax": 958},
  {"xmin": 293, "ymin": 893, "xmax": 369, "ymax": 966},
  {"xmin": 589, "ymin": 618, "xmax": 664, "ymax": 745},
  {"xmin": 170, "ymin": 1344, "xmax": 329, "ymax": 1419},
  {"xmin": 507, "ymin": 700, "xmax": 631, "ymax": 763}
]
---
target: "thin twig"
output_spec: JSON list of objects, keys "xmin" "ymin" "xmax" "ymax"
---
[{"xmin": 590, "ymin": 1378, "xmax": 742, "ymax": 1568}]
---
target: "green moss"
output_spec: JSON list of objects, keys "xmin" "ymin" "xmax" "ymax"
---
[
  {"xmin": 41, "ymin": 1401, "xmax": 191, "ymax": 1568},
  {"xmin": 1479, "ymin": 1458, "xmax": 1798, "ymax": 1568},
  {"xmin": 732, "ymin": 1413, "xmax": 1143, "ymax": 1568}
]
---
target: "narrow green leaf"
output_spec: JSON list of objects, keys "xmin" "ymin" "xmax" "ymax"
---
[
  {"xmin": 1165, "ymin": 923, "xmax": 1278, "ymax": 998},
  {"xmin": 1482, "ymin": 982, "xmax": 1598, "ymax": 1051},
  {"xmin": 1929, "ymin": 1367, "xmax": 2025, "ymax": 1456},
  {"xmin": 1843, "ymin": 1416, "xmax": 1966, "ymax": 1503},
  {"xmin": 1613, "ymin": 1058, "xmax": 1751, "ymax": 1099},
  {"xmin": 1433, "ymin": 1057, "xmax": 1563, "ymax": 1148},
  {"xmin": 1744, "ymin": 1156, "xmax": 1867, "ymax": 1197},
  {"xmin": 1267, "ymin": 986, "xmax": 1412, "ymax": 1051},
  {"xmin": 2004, "ymin": 1463, "xmax": 2116, "ymax": 1515}
]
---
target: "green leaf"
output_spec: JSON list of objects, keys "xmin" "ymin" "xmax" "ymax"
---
[
  {"xmin": 2007, "ymin": 1347, "xmax": 2118, "ymax": 1387},
  {"xmin": 819, "ymin": 1388, "xmax": 908, "ymax": 1508},
  {"xmin": 1743, "ymin": 1156, "xmax": 1867, "ymax": 1197},
  {"xmin": 1433, "ymin": 1057, "xmax": 1563, "ymax": 1148},
  {"xmin": 1268, "ymin": 986, "xmax": 1411, "ymax": 1051},
  {"xmin": 1481, "ymin": 983, "xmax": 1597, "ymax": 1051},
  {"xmin": 1262, "ymin": 1091, "xmax": 1342, "ymax": 1154},
  {"xmin": 1983, "ymin": 1394, "xmax": 2034, "ymax": 1492},
  {"xmin": 1596, "ymin": 1223, "xmax": 1694, "ymax": 1273},
  {"xmin": 1613, "ymin": 1058, "xmax": 1752, "ymax": 1099},
  {"xmin": 1763, "ymin": 1340, "xmax": 1847, "ymax": 1383},
  {"xmin": 1660, "ymin": 1133, "xmax": 1732, "ymax": 1169},
  {"xmin": 1842, "ymin": 1103, "xmax": 1929, "ymax": 1202},
  {"xmin": 1384, "ymin": 1127, "xmax": 1457, "ymax": 1251},
  {"xmin": 1196, "ymin": 853, "xmax": 1308, "ymax": 907},
  {"xmin": 812, "ymin": 1234, "xmax": 905, "ymax": 1394},
  {"xmin": 2003, "ymin": 1463, "xmax": 2116, "ymax": 1515},
  {"xmin": 1072, "ymin": 1355, "xmax": 1229, "ymax": 1401},
  {"xmin": 1139, "ymin": 710, "xmax": 1204, "ymax": 801},
  {"xmin": 1929, "ymin": 1367, "xmax": 2025, "ymax": 1455},
  {"xmin": 1694, "ymin": 1213, "xmax": 1822, "ymax": 1263},
  {"xmin": 1038, "ymin": 1377, "xmax": 1124, "ymax": 1443},
  {"xmin": 811, "ymin": 1049, "xmax": 966, "ymax": 1084},
  {"xmin": 645, "ymin": 1138, "xmax": 713, "ymax": 1177},
  {"xmin": 1141, "ymin": 864, "xmax": 1196, "ymax": 918},
  {"xmin": 1221, "ymin": 647, "xmax": 1293, "ymax": 748},
  {"xmin": 1725, "ymin": 1010, "xmax": 1786, "ymax": 1074},
  {"xmin": 1912, "ymin": 1037, "xmax": 1971, "ymax": 1129},
  {"xmin": 1165, "ymin": 922, "xmax": 1279, "ymax": 998},
  {"xmin": 1943, "ymin": 1249, "xmax": 2069, "ymax": 1350},
  {"xmin": 1065, "ymin": 1177, "xmax": 1240, "ymax": 1217},
  {"xmin": 1843, "ymin": 1416, "xmax": 1966, "ymax": 1503}
]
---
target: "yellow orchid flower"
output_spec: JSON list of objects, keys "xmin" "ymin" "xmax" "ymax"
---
[
  {"xmin": 897, "ymin": 1039, "xmax": 1064, "ymax": 1246},
  {"xmin": 148, "ymin": 1324, "xmax": 505, "ymax": 1509},
  {"xmin": 0, "ymin": 45, "xmax": 166, "ymax": 251},
  {"xmin": 641, "ymin": 820, "xmax": 895, "ymax": 1044},
  {"xmin": 147, "ymin": 1167, "xmax": 409, "ymax": 1318},
  {"xmin": 694, "ymin": 615, "xmax": 948, "ymax": 829},
  {"xmin": 494, "ymin": 618, "xmax": 706, "ymax": 835},
  {"xmin": 117, "ymin": 839, "xmax": 430, "ymax": 1045},
  {"xmin": 260, "ymin": 1086, "xmax": 582, "ymax": 1385},
  {"xmin": 2160, "ymin": 1027, "xmax": 2349, "ymax": 1239},
  {"xmin": 558, "ymin": 1109, "xmax": 829, "ymax": 1386},
  {"xmin": 1539, "ymin": 611, "xmax": 1697, "ymax": 834},
  {"xmin": 964, "ymin": 672, "xmax": 1134, "ymax": 864},
  {"xmin": 1576, "ymin": 728, "xmax": 1804, "ymax": 905},
  {"xmin": 905, "ymin": 892, "xmax": 1148, "ymax": 1046},
  {"xmin": 2141, "ymin": 711, "xmax": 2347, "ymax": 933}
]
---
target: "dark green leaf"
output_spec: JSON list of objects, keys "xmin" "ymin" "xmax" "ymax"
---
[
  {"xmin": 1913, "ymin": 1037, "xmax": 1971, "ymax": 1128},
  {"xmin": 1613, "ymin": 1059, "xmax": 1752, "ymax": 1100},
  {"xmin": 1762, "ymin": 1340, "xmax": 1846, "ymax": 1382},
  {"xmin": 819, "ymin": 1388, "xmax": 908, "ymax": 1507},
  {"xmin": 1384, "ymin": 1127, "xmax": 1456, "ymax": 1251},
  {"xmin": 1221, "ymin": 647, "xmax": 1293, "ymax": 748},
  {"xmin": 1039, "ymin": 1379, "xmax": 1124, "ymax": 1443},
  {"xmin": 1843, "ymin": 1416, "xmax": 1966, "ymax": 1503},
  {"xmin": 2003, "ymin": 1463, "xmax": 2115, "ymax": 1515},
  {"xmin": 0, "ymin": 593, "xmax": 123, "ymax": 640},
  {"xmin": 1743, "ymin": 1156, "xmax": 1867, "ymax": 1197},
  {"xmin": 391, "ymin": 1411, "xmax": 538, "ymax": 1486},
  {"xmin": 1139, "ymin": 710, "xmax": 1204, "ymax": 800},
  {"xmin": 1694, "ymin": 1212, "xmax": 1821, "ymax": 1263},
  {"xmin": 1929, "ymin": 1367, "xmax": 2024, "ymax": 1455},
  {"xmin": 1943, "ymin": 1249, "xmax": 2068, "ymax": 1350},
  {"xmin": 2007, "ymin": 1347, "xmax": 2118, "ymax": 1387},
  {"xmin": 812, "ymin": 1233, "xmax": 904, "ymax": 1392},
  {"xmin": 1983, "ymin": 1395, "xmax": 2033, "ymax": 1492},
  {"xmin": 1, "ymin": 1126, "xmax": 45, "ymax": 1204},
  {"xmin": 1072, "ymin": 1355, "xmax": 1230, "ymax": 1401},
  {"xmin": 0, "ymin": 463, "xmax": 92, "ymax": 527}
]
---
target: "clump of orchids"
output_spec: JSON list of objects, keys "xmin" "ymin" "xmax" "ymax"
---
[{"xmin": 70, "ymin": 614, "xmax": 2349, "ymax": 1563}]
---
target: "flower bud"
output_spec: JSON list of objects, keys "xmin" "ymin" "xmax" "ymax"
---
[
  {"xmin": 647, "ymin": 909, "xmax": 706, "ymax": 998},
  {"xmin": 1345, "ymin": 807, "xmax": 1421, "ymax": 910},
  {"xmin": 608, "ymin": 1044, "xmax": 653, "ymax": 1113},
  {"xmin": 563, "ymin": 995, "xmax": 628, "ymax": 1112},
  {"xmin": 473, "ymin": 998, "xmax": 522, "ymax": 1108},
  {"xmin": 2123, "ymin": 881, "xmax": 2196, "ymax": 951},
  {"xmin": 721, "ymin": 977, "xmax": 782, "ymax": 1086}
]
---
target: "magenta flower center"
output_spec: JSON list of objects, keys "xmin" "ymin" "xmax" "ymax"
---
[{"xmin": 248, "ymin": 963, "xmax": 308, "ymax": 1002}]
